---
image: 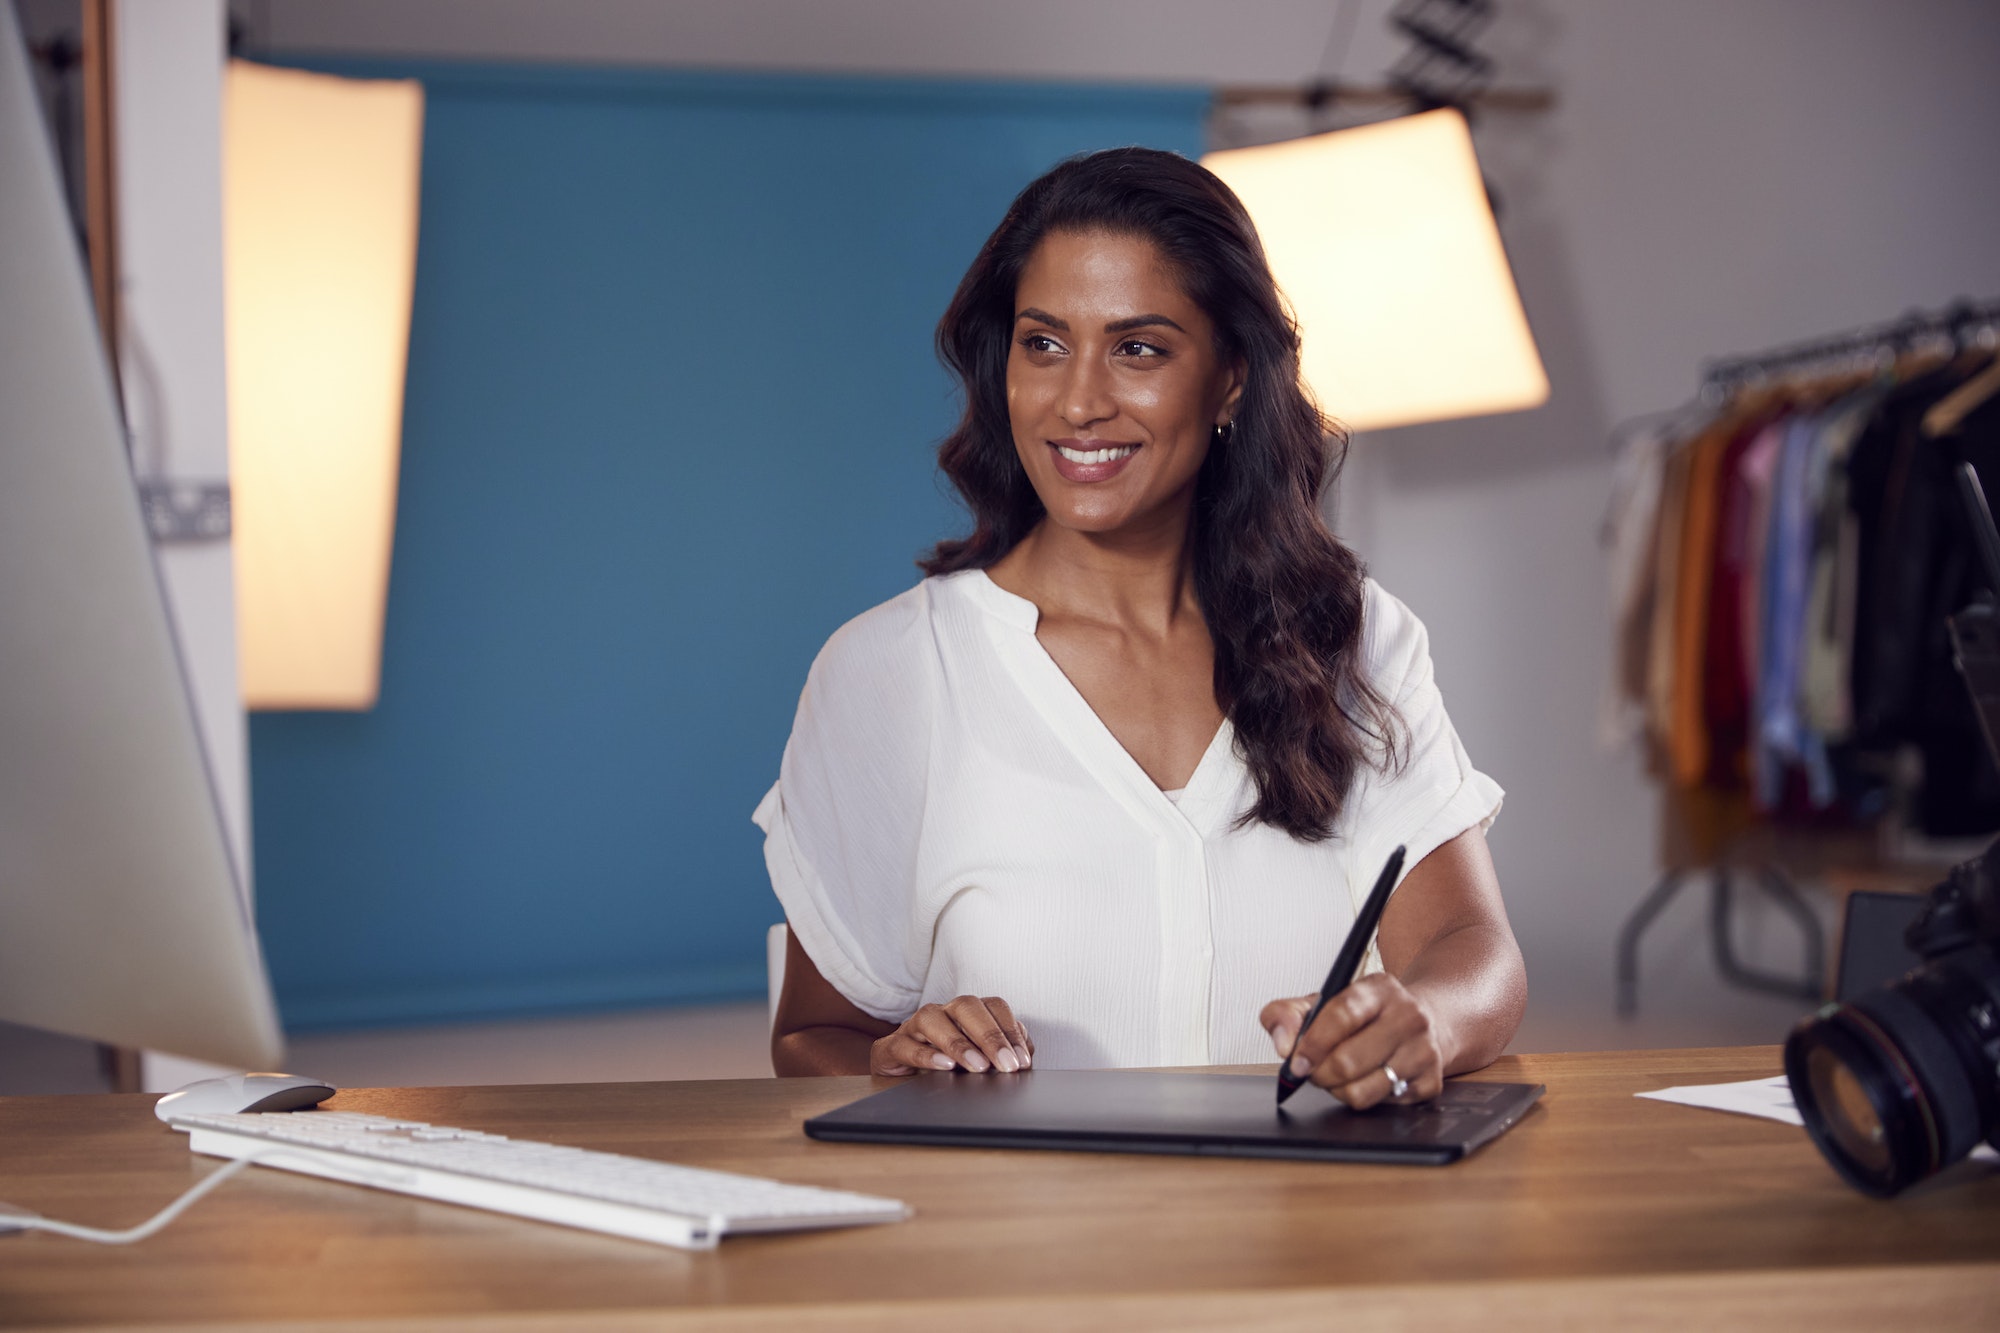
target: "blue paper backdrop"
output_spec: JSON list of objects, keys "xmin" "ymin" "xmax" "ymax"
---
[{"xmin": 248, "ymin": 58, "xmax": 1207, "ymax": 1030}]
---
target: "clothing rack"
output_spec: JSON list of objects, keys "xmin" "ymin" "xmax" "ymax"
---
[
  {"xmin": 1702, "ymin": 299, "xmax": 2000, "ymax": 398},
  {"xmin": 1613, "ymin": 302, "xmax": 2000, "ymax": 1016}
]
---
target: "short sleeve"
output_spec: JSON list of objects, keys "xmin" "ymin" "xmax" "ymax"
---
[
  {"xmin": 751, "ymin": 586, "xmax": 937, "ymax": 1022},
  {"xmin": 1346, "ymin": 580, "xmax": 1504, "ymax": 898}
]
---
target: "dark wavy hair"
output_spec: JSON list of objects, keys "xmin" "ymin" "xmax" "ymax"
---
[{"xmin": 920, "ymin": 146, "xmax": 1402, "ymax": 841}]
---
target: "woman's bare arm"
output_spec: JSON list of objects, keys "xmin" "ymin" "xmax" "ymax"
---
[
  {"xmin": 770, "ymin": 930, "xmax": 1035, "ymax": 1077},
  {"xmin": 1261, "ymin": 826, "xmax": 1526, "ymax": 1105},
  {"xmin": 1375, "ymin": 824, "xmax": 1527, "ymax": 1073},
  {"xmin": 770, "ymin": 930, "xmax": 895, "ymax": 1075}
]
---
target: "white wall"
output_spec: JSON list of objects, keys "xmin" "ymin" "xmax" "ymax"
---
[{"xmin": 246, "ymin": 0, "xmax": 2000, "ymax": 1052}]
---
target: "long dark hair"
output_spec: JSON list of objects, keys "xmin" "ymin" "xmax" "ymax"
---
[{"xmin": 921, "ymin": 147, "xmax": 1402, "ymax": 841}]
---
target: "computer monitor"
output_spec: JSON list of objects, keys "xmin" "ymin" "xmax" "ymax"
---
[{"xmin": 0, "ymin": 4, "xmax": 282, "ymax": 1070}]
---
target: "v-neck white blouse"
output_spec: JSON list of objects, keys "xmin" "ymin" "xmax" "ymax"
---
[{"xmin": 753, "ymin": 570, "xmax": 1503, "ymax": 1069}]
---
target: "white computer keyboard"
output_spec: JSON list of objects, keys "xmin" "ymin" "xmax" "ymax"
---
[{"xmin": 167, "ymin": 1110, "xmax": 909, "ymax": 1250}]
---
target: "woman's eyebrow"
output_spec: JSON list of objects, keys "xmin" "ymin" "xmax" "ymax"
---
[
  {"xmin": 1105, "ymin": 314, "xmax": 1186, "ymax": 334},
  {"xmin": 1013, "ymin": 309, "xmax": 1188, "ymax": 335}
]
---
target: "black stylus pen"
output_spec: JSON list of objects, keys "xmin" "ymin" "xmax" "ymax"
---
[{"xmin": 1275, "ymin": 844, "xmax": 1408, "ymax": 1106}]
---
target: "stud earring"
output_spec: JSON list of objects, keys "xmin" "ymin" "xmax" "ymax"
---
[{"xmin": 1212, "ymin": 420, "xmax": 1235, "ymax": 446}]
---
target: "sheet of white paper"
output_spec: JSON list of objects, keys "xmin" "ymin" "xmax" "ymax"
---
[
  {"xmin": 1637, "ymin": 1075, "xmax": 1998, "ymax": 1161},
  {"xmin": 1636, "ymin": 1074, "xmax": 1803, "ymax": 1125}
]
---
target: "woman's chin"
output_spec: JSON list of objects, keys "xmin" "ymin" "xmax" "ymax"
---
[
  {"xmin": 1044, "ymin": 511, "xmax": 1202, "ymax": 553},
  {"xmin": 1038, "ymin": 501, "xmax": 1139, "ymax": 537},
  {"xmin": 1034, "ymin": 481, "xmax": 1201, "ymax": 541}
]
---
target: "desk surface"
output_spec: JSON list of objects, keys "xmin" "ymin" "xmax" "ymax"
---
[{"xmin": 2, "ymin": 1047, "xmax": 1997, "ymax": 1331}]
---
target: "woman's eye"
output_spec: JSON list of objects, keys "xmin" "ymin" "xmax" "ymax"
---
[
  {"xmin": 1019, "ymin": 334, "xmax": 1064, "ymax": 355},
  {"xmin": 1116, "ymin": 340, "xmax": 1166, "ymax": 358}
]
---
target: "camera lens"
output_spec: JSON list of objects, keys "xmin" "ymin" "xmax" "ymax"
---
[
  {"xmin": 1785, "ymin": 969, "xmax": 1991, "ymax": 1197},
  {"xmin": 1802, "ymin": 1044, "xmax": 1890, "ymax": 1177}
]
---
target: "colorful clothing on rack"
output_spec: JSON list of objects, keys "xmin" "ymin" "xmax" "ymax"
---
[{"xmin": 1603, "ymin": 352, "xmax": 2000, "ymax": 837}]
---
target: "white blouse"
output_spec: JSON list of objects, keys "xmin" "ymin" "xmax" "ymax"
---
[{"xmin": 753, "ymin": 570, "xmax": 1502, "ymax": 1069}]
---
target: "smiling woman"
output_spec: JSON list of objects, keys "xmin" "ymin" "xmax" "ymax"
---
[{"xmin": 756, "ymin": 149, "xmax": 1526, "ymax": 1106}]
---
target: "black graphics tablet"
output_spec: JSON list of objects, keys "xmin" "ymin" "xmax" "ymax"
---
[{"xmin": 804, "ymin": 1069, "xmax": 1544, "ymax": 1165}]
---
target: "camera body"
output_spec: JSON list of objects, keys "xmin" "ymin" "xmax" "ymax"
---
[
  {"xmin": 1785, "ymin": 837, "xmax": 2000, "ymax": 1196},
  {"xmin": 1907, "ymin": 835, "xmax": 2000, "ymax": 962}
]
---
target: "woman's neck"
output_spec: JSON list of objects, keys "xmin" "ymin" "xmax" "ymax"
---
[{"xmin": 990, "ymin": 509, "xmax": 1200, "ymax": 636}]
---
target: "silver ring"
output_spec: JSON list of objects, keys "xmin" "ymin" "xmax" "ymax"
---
[{"xmin": 1382, "ymin": 1064, "xmax": 1409, "ymax": 1098}]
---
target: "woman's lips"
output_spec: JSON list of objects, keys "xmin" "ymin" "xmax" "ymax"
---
[{"xmin": 1047, "ymin": 439, "xmax": 1140, "ymax": 484}]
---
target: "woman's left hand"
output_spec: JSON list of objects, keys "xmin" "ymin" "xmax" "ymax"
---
[{"xmin": 1260, "ymin": 974, "xmax": 1447, "ymax": 1109}]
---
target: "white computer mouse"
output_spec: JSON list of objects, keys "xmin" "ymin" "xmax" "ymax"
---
[{"xmin": 153, "ymin": 1072, "xmax": 337, "ymax": 1123}]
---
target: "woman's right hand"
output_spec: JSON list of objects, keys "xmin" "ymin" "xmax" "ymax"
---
[{"xmin": 870, "ymin": 995, "xmax": 1035, "ymax": 1076}]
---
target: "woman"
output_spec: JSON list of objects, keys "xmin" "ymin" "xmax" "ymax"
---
[{"xmin": 755, "ymin": 147, "xmax": 1524, "ymax": 1107}]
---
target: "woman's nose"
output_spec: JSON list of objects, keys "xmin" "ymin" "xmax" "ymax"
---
[{"xmin": 1059, "ymin": 360, "xmax": 1116, "ymax": 430}]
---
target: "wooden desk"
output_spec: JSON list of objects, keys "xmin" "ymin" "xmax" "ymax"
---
[{"xmin": 2, "ymin": 1048, "xmax": 1996, "ymax": 1331}]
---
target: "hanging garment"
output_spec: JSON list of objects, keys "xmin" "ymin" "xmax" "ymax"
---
[
  {"xmin": 1849, "ymin": 359, "xmax": 1985, "ymax": 746},
  {"xmin": 1754, "ymin": 410, "xmax": 1834, "ymax": 810},
  {"xmin": 1735, "ymin": 419, "xmax": 1786, "ymax": 709},
  {"xmin": 1599, "ymin": 417, "xmax": 1682, "ymax": 749},
  {"xmin": 1667, "ymin": 417, "xmax": 1742, "ymax": 786},
  {"xmin": 1798, "ymin": 387, "xmax": 1882, "ymax": 741},
  {"xmin": 1701, "ymin": 407, "xmax": 1784, "ymax": 788},
  {"xmin": 1643, "ymin": 438, "xmax": 1697, "ymax": 772}
]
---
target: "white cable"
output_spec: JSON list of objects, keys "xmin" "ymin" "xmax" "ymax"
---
[{"xmin": 0, "ymin": 1150, "xmax": 298, "ymax": 1246}]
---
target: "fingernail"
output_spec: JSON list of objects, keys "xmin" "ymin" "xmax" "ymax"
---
[
  {"xmin": 930, "ymin": 1052, "xmax": 955, "ymax": 1070},
  {"xmin": 1017, "ymin": 1046, "xmax": 1032, "ymax": 1069},
  {"xmin": 962, "ymin": 1049, "xmax": 990, "ymax": 1073},
  {"xmin": 1271, "ymin": 1026, "xmax": 1295, "ymax": 1059},
  {"xmin": 1288, "ymin": 1055, "xmax": 1311, "ymax": 1079},
  {"xmin": 995, "ymin": 1047, "xmax": 1019, "ymax": 1073}
]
